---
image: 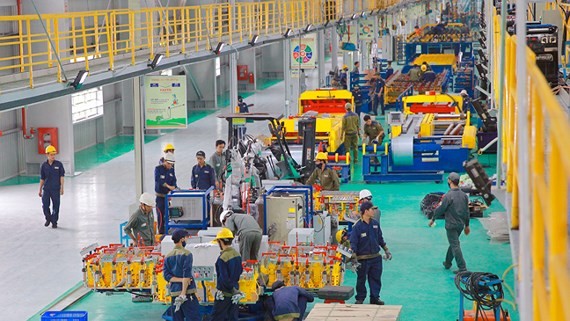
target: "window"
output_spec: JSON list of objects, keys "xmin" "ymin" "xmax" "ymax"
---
[
  {"xmin": 160, "ymin": 69, "xmax": 173, "ymax": 76},
  {"xmin": 72, "ymin": 87, "xmax": 103, "ymax": 123}
]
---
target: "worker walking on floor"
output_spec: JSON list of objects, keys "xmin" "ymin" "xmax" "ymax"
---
[
  {"xmin": 342, "ymin": 103, "xmax": 361, "ymax": 163},
  {"xmin": 191, "ymin": 151, "xmax": 216, "ymax": 190},
  {"xmin": 350, "ymin": 201, "xmax": 392, "ymax": 305},
  {"xmin": 155, "ymin": 153, "xmax": 178, "ymax": 234},
  {"xmin": 39, "ymin": 145, "xmax": 65, "ymax": 229},
  {"xmin": 124, "ymin": 193, "xmax": 157, "ymax": 246},
  {"xmin": 210, "ymin": 228, "xmax": 244, "ymax": 321},
  {"xmin": 269, "ymin": 280, "xmax": 315, "ymax": 321},
  {"xmin": 220, "ymin": 210, "xmax": 262, "ymax": 261},
  {"xmin": 163, "ymin": 229, "xmax": 200, "ymax": 321},
  {"xmin": 429, "ymin": 172, "xmax": 470, "ymax": 273}
]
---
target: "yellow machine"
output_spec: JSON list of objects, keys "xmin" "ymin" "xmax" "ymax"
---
[
  {"xmin": 313, "ymin": 191, "xmax": 360, "ymax": 222},
  {"xmin": 412, "ymin": 54, "xmax": 457, "ymax": 70},
  {"xmin": 401, "ymin": 93, "xmax": 465, "ymax": 115},
  {"xmin": 275, "ymin": 89, "xmax": 354, "ymax": 153}
]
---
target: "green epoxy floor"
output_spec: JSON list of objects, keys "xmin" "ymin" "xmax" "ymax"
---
[{"xmin": 42, "ymin": 152, "xmax": 517, "ymax": 321}]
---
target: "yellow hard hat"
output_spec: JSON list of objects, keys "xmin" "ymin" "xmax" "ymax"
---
[
  {"xmin": 342, "ymin": 65, "xmax": 348, "ymax": 70},
  {"xmin": 163, "ymin": 143, "xmax": 175, "ymax": 152},
  {"xmin": 335, "ymin": 229, "xmax": 347, "ymax": 243},
  {"xmin": 315, "ymin": 152, "xmax": 328, "ymax": 161},
  {"xmin": 45, "ymin": 145, "xmax": 57, "ymax": 154},
  {"xmin": 212, "ymin": 228, "xmax": 234, "ymax": 242},
  {"xmin": 420, "ymin": 64, "xmax": 427, "ymax": 72}
]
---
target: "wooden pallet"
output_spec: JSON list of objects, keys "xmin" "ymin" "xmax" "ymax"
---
[{"xmin": 306, "ymin": 303, "xmax": 403, "ymax": 321}]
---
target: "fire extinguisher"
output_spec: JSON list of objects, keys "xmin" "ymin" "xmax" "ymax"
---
[{"xmin": 248, "ymin": 72, "xmax": 254, "ymax": 84}]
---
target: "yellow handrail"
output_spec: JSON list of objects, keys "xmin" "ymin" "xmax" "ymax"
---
[
  {"xmin": 493, "ymin": 12, "xmax": 570, "ymax": 321},
  {"xmin": 0, "ymin": 0, "xmax": 392, "ymax": 87}
]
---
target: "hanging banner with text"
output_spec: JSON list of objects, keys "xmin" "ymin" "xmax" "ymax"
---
[
  {"xmin": 144, "ymin": 76, "xmax": 188, "ymax": 129},
  {"xmin": 359, "ymin": 18, "xmax": 375, "ymax": 40},
  {"xmin": 291, "ymin": 34, "xmax": 317, "ymax": 69}
]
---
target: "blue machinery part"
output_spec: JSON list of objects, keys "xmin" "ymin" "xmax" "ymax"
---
[
  {"xmin": 362, "ymin": 138, "xmax": 469, "ymax": 183},
  {"xmin": 165, "ymin": 187, "xmax": 215, "ymax": 231}
]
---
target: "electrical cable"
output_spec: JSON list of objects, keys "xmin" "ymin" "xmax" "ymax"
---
[{"xmin": 454, "ymin": 271, "xmax": 510, "ymax": 321}]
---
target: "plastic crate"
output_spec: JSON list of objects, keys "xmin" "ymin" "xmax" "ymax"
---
[{"xmin": 41, "ymin": 311, "xmax": 88, "ymax": 321}]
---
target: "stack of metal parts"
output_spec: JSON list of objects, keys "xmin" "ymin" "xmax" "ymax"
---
[
  {"xmin": 318, "ymin": 191, "xmax": 360, "ymax": 222},
  {"xmin": 478, "ymin": 212, "xmax": 510, "ymax": 243},
  {"xmin": 259, "ymin": 242, "xmax": 346, "ymax": 290},
  {"xmin": 81, "ymin": 243, "xmax": 261, "ymax": 305}
]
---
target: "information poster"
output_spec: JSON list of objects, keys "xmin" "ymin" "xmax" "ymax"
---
[
  {"xmin": 290, "ymin": 34, "xmax": 317, "ymax": 69},
  {"xmin": 144, "ymin": 76, "xmax": 187, "ymax": 129}
]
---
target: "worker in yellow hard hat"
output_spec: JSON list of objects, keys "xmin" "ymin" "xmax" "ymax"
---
[
  {"xmin": 39, "ymin": 145, "xmax": 65, "ymax": 229},
  {"xmin": 306, "ymin": 152, "xmax": 340, "ymax": 191},
  {"xmin": 210, "ymin": 228, "xmax": 244, "ymax": 320},
  {"xmin": 336, "ymin": 229, "xmax": 351, "ymax": 248},
  {"xmin": 159, "ymin": 143, "xmax": 176, "ymax": 167},
  {"xmin": 340, "ymin": 65, "xmax": 349, "ymax": 89}
]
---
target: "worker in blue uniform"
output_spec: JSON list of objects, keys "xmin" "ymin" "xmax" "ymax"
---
[
  {"xmin": 269, "ymin": 280, "xmax": 315, "ymax": 321},
  {"xmin": 349, "ymin": 201, "xmax": 392, "ymax": 305},
  {"xmin": 191, "ymin": 151, "xmax": 216, "ymax": 190},
  {"xmin": 210, "ymin": 228, "xmax": 244, "ymax": 321},
  {"xmin": 155, "ymin": 152, "xmax": 177, "ymax": 234},
  {"xmin": 163, "ymin": 229, "xmax": 200, "ymax": 321},
  {"xmin": 39, "ymin": 145, "xmax": 65, "ymax": 228},
  {"xmin": 385, "ymin": 61, "xmax": 394, "ymax": 79}
]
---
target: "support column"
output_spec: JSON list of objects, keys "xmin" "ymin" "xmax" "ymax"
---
[
  {"xmin": 331, "ymin": 29, "xmax": 339, "ymax": 70},
  {"xmin": 283, "ymin": 39, "xmax": 292, "ymax": 117},
  {"xmin": 133, "ymin": 76, "xmax": 145, "ymax": 197},
  {"xmin": 229, "ymin": 53, "xmax": 239, "ymax": 111},
  {"xmin": 317, "ymin": 29, "xmax": 326, "ymax": 87},
  {"xmin": 515, "ymin": 0, "xmax": 531, "ymax": 318}
]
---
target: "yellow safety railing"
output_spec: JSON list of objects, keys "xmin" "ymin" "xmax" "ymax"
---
[
  {"xmin": 493, "ymin": 13, "xmax": 570, "ymax": 321},
  {"xmin": 0, "ymin": 0, "xmax": 395, "ymax": 89}
]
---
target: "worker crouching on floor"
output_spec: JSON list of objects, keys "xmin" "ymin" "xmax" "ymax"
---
[
  {"xmin": 350, "ymin": 201, "xmax": 392, "ymax": 305},
  {"xmin": 209, "ymin": 228, "xmax": 244, "ymax": 321},
  {"xmin": 163, "ymin": 229, "xmax": 200, "ymax": 321},
  {"xmin": 220, "ymin": 210, "xmax": 263, "ymax": 261},
  {"xmin": 268, "ymin": 280, "xmax": 315, "ymax": 321},
  {"xmin": 124, "ymin": 192, "xmax": 156, "ymax": 246}
]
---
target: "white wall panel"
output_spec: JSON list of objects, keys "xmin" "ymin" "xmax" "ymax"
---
[
  {"xmin": 73, "ymin": 118, "xmax": 97, "ymax": 152},
  {"xmin": 0, "ymin": 131, "xmax": 20, "ymax": 181}
]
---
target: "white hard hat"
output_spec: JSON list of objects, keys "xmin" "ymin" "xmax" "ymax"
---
[
  {"xmin": 219, "ymin": 210, "xmax": 233, "ymax": 224},
  {"xmin": 139, "ymin": 192, "xmax": 156, "ymax": 207},
  {"xmin": 359, "ymin": 189, "xmax": 373, "ymax": 200},
  {"xmin": 460, "ymin": 90, "xmax": 468, "ymax": 96},
  {"xmin": 164, "ymin": 152, "xmax": 175, "ymax": 164}
]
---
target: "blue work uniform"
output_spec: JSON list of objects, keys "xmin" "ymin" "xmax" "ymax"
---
[
  {"xmin": 191, "ymin": 164, "xmax": 216, "ymax": 190},
  {"xmin": 155, "ymin": 164, "xmax": 177, "ymax": 234},
  {"xmin": 163, "ymin": 245, "xmax": 200, "ymax": 321},
  {"xmin": 385, "ymin": 67, "xmax": 394, "ymax": 79},
  {"xmin": 339, "ymin": 72, "xmax": 348, "ymax": 89},
  {"xmin": 210, "ymin": 247, "xmax": 243, "ymax": 321},
  {"xmin": 349, "ymin": 218, "xmax": 386, "ymax": 302},
  {"xmin": 374, "ymin": 78, "xmax": 386, "ymax": 115},
  {"xmin": 271, "ymin": 286, "xmax": 315, "ymax": 320},
  {"xmin": 40, "ymin": 160, "xmax": 65, "ymax": 225}
]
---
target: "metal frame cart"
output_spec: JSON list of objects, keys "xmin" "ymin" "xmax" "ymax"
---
[{"xmin": 165, "ymin": 187, "xmax": 214, "ymax": 232}]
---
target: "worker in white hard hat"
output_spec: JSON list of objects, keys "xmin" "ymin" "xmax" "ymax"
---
[
  {"xmin": 124, "ymin": 192, "xmax": 157, "ymax": 246},
  {"xmin": 220, "ymin": 210, "xmax": 262, "ymax": 261},
  {"xmin": 358, "ymin": 189, "xmax": 380, "ymax": 222},
  {"xmin": 459, "ymin": 89, "xmax": 471, "ymax": 113},
  {"xmin": 39, "ymin": 145, "xmax": 65, "ymax": 229}
]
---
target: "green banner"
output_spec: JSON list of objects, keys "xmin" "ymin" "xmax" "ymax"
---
[{"xmin": 144, "ymin": 75, "xmax": 188, "ymax": 129}]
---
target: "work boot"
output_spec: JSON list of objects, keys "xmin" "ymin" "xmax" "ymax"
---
[
  {"xmin": 44, "ymin": 220, "xmax": 51, "ymax": 227},
  {"xmin": 52, "ymin": 223, "xmax": 58, "ymax": 229},
  {"xmin": 370, "ymin": 298, "xmax": 385, "ymax": 305},
  {"xmin": 355, "ymin": 300, "xmax": 364, "ymax": 304},
  {"xmin": 442, "ymin": 261, "xmax": 452, "ymax": 270}
]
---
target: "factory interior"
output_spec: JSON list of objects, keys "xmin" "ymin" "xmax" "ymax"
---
[{"xmin": 0, "ymin": 0, "xmax": 568, "ymax": 321}]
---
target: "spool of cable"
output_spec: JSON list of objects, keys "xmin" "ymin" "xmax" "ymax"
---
[{"xmin": 391, "ymin": 135, "xmax": 414, "ymax": 166}]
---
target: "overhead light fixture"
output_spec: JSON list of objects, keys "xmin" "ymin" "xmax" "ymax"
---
[
  {"xmin": 70, "ymin": 70, "xmax": 88, "ymax": 89},
  {"xmin": 351, "ymin": 13, "xmax": 358, "ymax": 20},
  {"xmin": 337, "ymin": 17, "xmax": 344, "ymax": 24},
  {"xmin": 370, "ymin": 9, "xmax": 376, "ymax": 16},
  {"xmin": 360, "ymin": 12, "xmax": 366, "ymax": 18},
  {"xmin": 283, "ymin": 28, "xmax": 292, "ymax": 38},
  {"xmin": 304, "ymin": 24, "xmax": 313, "ymax": 32},
  {"xmin": 478, "ymin": 38, "xmax": 486, "ymax": 49},
  {"xmin": 248, "ymin": 34, "xmax": 259, "ymax": 46},
  {"xmin": 213, "ymin": 42, "xmax": 225, "ymax": 55},
  {"xmin": 147, "ymin": 53, "xmax": 164, "ymax": 69},
  {"xmin": 324, "ymin": 20, "xmax": 331, "ymax": 27},
  {"xmin": 479, "ymin": 30, "xmax": 486, "ymax": 41}
]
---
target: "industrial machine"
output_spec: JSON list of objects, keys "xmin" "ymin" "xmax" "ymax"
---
[
  {"xmin": 362, "ymin": 111, "xmax": 476, "ymax": 183},
  {"xmin": 262, "ymin": 185, "xmax": 313, "ymax": 243},
  {"xmin": 165, "ymin": 188, "xmax": 214, "ymax": 231},
  {"xmin": 455, "ymin": 272, "xmax": 512, "ymax": 321},
  {"xmin": 526, "ymin": 22, "xmax": 559, "ymax": 88}
]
